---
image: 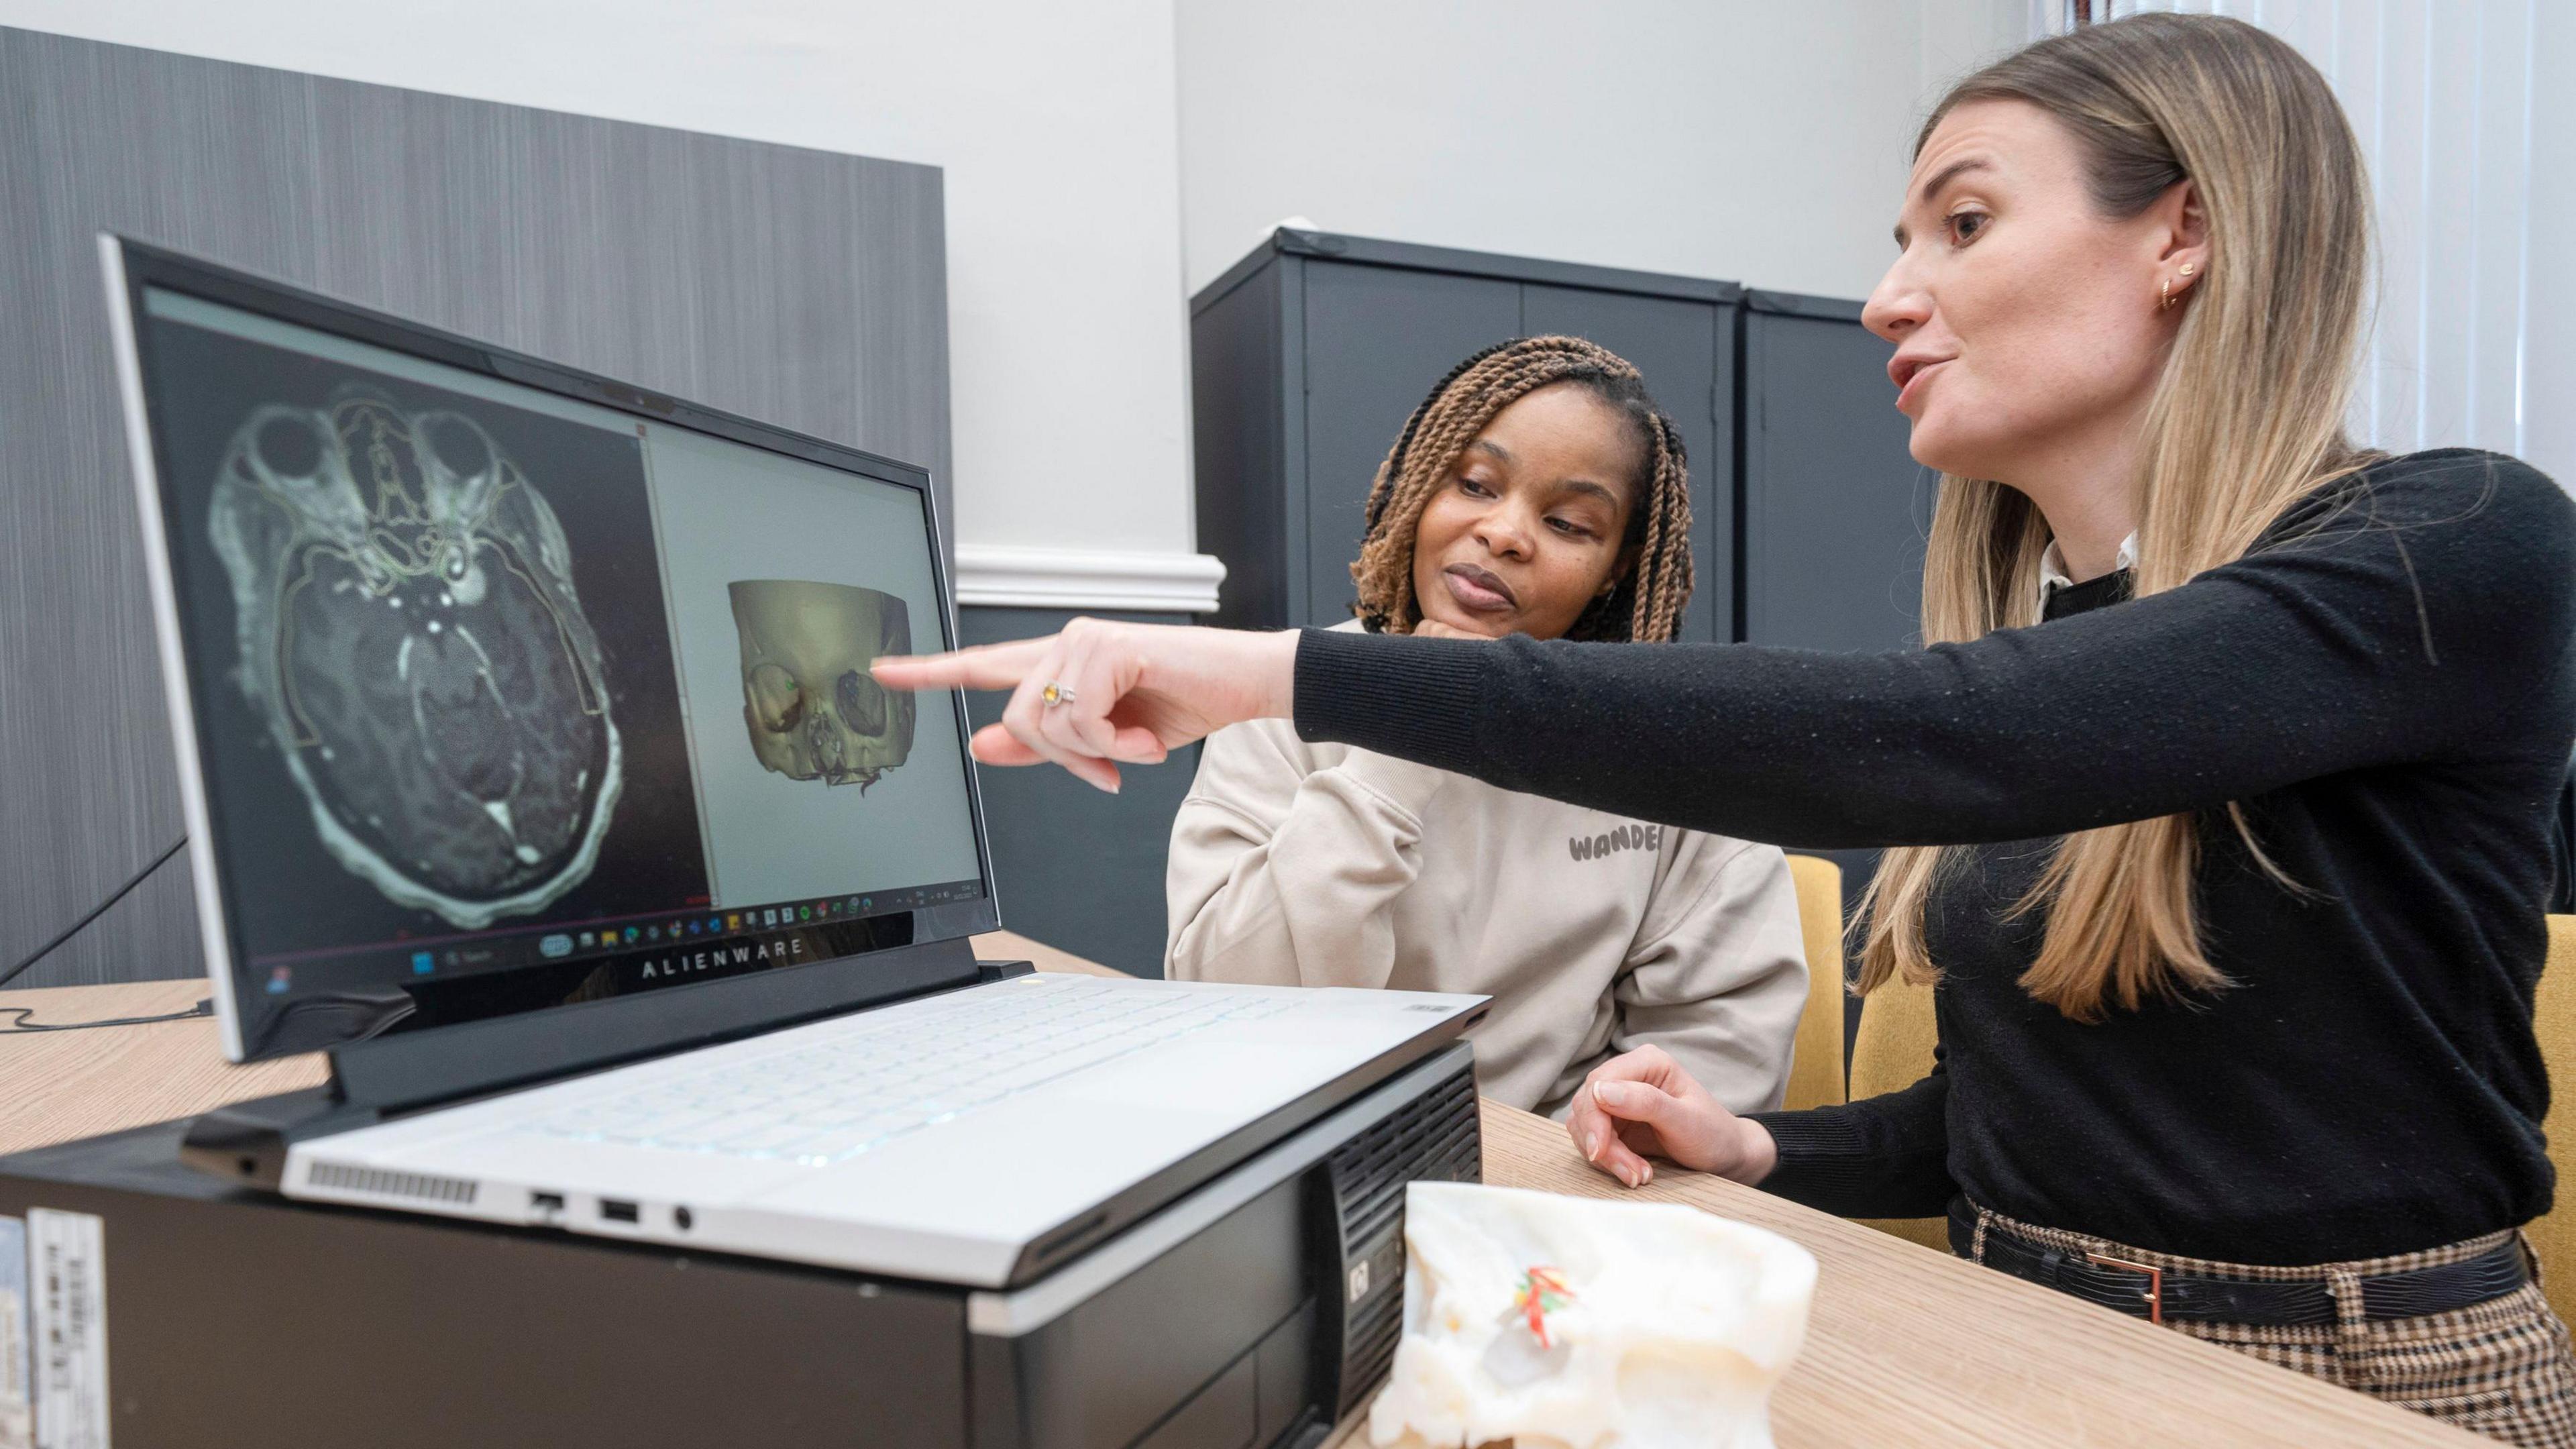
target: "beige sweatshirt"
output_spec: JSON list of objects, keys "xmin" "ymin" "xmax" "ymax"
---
[{"xmin": 1165, "ymin": 660, "xmax": 1808, "ymax": 1118}]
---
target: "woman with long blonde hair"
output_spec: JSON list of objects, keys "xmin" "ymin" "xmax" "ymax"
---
[{"xmin": 882, "ymin": 15, "xmax": 2576, "ymax": 1439}]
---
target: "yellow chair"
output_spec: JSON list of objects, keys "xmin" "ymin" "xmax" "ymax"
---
[
  {"xmin": 1845, "ymin": 940, "xmax": 1951, "ymax": 1253},
  {"xmin": 1780, "ymin": 854, "xmax": 1847, "ymax": 1112},
  {"xmin": 2526, "ymin": 916, "xmax": 2576, "ymax": 1325}
]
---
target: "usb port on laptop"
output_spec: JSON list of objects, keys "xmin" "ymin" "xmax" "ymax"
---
[{"xmin": 599, "ymin": 1198, "xmax": 640, "ymax": 1224}]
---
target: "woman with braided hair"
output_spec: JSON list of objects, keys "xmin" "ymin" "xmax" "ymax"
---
[
  {"xmin": 1164, "ymin": 336, "xmax": 1808, "ymax": 1118},
  {"xmin": 1342, "ymin": 335, "xmax": 1699, "ymax": 645}
]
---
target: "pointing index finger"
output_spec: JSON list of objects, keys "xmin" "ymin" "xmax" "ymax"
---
[{"xmin": 871, "ymin": 637, "xmax": 1053, "ymax": 692}]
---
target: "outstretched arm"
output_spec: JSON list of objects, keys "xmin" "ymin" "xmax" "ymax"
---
[
  {"xmin": 1295, "ymin": 461, "xmax": 2575, "ymax": 844},
  {"xmin": 879, "ymin": 459, "xmax": 2575, "ymax": 845}
]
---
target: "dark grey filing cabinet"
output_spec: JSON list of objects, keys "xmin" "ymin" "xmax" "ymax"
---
[
  {"xmin": 1739, "ymin": 289, "xmax": 1935, "ymax": 657},
  {"xmin": 1190, "ymin": 229, "xmax": 1741, "ymax": 643}
]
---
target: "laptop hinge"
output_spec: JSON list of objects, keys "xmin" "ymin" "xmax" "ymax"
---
[{"xmin": 328, "ymin": 934, "xmax": 983, "ymax": 1113}]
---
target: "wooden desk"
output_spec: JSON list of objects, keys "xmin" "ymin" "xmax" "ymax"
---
[{"xmin": 0, "ymin": 938, "xmax": 2475, "ymax": 1448}]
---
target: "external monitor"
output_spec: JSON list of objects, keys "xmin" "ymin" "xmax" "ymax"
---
[{"xmin": 100, "ymin": 238, "xmax": 998, "ymax": 1063}]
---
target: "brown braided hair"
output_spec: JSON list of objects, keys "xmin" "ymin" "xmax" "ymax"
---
[{"xmin": 1349, "ymin": 335, "xmax": 1693, "ymax": 643}]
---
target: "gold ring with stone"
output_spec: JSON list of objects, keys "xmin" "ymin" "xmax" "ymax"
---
[{"xmin": 1040, "ymin": 680, "xmax": 1076, "ymax": 708}]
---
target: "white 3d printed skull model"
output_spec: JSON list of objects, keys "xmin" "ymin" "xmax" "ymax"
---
[
  {"xmin": 729, "ymin": 580, "xmax": 916, "ymax": 791},
  {"xmin": 1368, "ymin": 1183, "xmax": 1815, "ymax": 1449},
  {"xmin": 207, "ymin": 388, "xmax": 621, "ymax": 929}
]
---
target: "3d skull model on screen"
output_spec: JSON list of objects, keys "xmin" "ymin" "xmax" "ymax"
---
[
  {"xmin": 207, "ymin": 386, "xmax": 623, "ymax": 929},
  {"xmin": 729, "ymin": 580, "xmax": 916, "ymax": 791}
]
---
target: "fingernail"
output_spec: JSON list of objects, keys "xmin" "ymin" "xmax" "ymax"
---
[
  {"xmin": 1640, "ymin": 1165, "xmax": 1654, "ymax": 1185},
  {"xmin": 1595, "ymin": 1082, "xmax": 1631, "ymax": 1110},
  {"xmin": 1582, "ymin": 1132, "xmax": 1599, "ymax": 1160}
]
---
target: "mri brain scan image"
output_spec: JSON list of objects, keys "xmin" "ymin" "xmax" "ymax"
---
[
  {"xmin": 207, "ymin": 386, "xmax": 623, "ymax": 929},
  {"xmin": 729, "ymin": 580, "xmax": 916, "ymax": 791}
]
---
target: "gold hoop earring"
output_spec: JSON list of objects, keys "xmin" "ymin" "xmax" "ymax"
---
[{"xmin": 2160, "ymin": 278, "xmax": 2176, "ymax": 311}]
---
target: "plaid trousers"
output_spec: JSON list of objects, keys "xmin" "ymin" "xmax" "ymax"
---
[{"xmin": 1970, "ymin": 1205, "xmax": 2576, "ymax": 1448}]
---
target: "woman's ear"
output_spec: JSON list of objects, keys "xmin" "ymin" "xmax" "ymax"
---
[{"xmin": 2157, "ymin": 178, "xmax": 2210, "ymax": 302}]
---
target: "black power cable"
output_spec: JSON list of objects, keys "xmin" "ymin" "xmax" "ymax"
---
[
  {"xmin": 0, "ymin": 1000, "xmax": 212, "ymax": 1032},
  {"xmin": 0, "ymin": 835, "xmax": 189, "ymax": 993}
]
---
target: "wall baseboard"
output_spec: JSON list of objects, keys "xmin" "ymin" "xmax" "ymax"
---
[{"xmin": 955, "ymin": 543, "xmax": 1226, "ymax": 614}]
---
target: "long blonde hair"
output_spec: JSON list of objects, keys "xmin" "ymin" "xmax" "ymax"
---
[{"xmin": 1855, "ymin": 13, "xmax": 2377, "ymax": 1021}]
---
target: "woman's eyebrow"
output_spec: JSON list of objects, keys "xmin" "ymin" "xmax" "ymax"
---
[
  {"xmin": 1916, "ymin": 156, "xmax": 1995, "ymax": 208},
  {"xmin": 1556, "ymin": 479, "xmax": 1619, "ymax": 508},
  {"xmin": 1466, "ymin": 438, "xmax": 1514, "ymax": 464}
]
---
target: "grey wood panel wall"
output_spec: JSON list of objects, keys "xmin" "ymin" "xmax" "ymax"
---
[{"xmin": 0, "ymin": 27, "xmax": 950, "ymax": 987}]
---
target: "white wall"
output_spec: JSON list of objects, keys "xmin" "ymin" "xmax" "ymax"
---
[
  {"xmin": 1175, "ymin": 0, "xmax": 2033, "ymax": 301},
  {"xmin": 5, "ymin": 0, "xmax": 2042, "ymax": 606},
  {"xmin": 16, "ymin": 3, "xmax": 2551, "ymax": 603},
  {"xmin": 0, "ymin": 0, "xmax": 1204, "ymax": 572}
]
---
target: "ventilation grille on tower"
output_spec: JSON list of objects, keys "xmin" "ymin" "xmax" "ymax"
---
[
  {"xmin": 1326, "ymin": 1061, "xmax": 1480, "ymax": 1417},
  {"xmin": 307, "ymin": 1161, "xmax": 480, "ymax": 1205}
]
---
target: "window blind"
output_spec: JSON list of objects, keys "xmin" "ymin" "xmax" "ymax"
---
[{"xmin": 2039, "ymin": 1, "xmax": 2563, "ymax": 482}]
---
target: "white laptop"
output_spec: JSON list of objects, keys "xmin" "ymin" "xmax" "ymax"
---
[{"xmin": 101, "ymin": 236, "xmax": 1485, "ymax": 1289}]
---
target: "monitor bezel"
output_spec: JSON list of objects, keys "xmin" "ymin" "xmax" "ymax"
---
[{"xmin": 100, "ymin": 233, "xmax": 1001, "ymax": 1069}]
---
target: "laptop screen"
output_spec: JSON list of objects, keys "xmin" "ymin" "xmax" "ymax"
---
[{"xmin": 122, "ymin": 275, "xmax": 992, "ymax": 1060}]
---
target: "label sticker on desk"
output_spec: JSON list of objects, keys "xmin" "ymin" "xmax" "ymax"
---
[
  {"xmin": 0, "ymin": 1216, "xmax": 29, "ymax": 1449},
  {"xmin": 26, "ymin": 1210, "xmax": 106, "ymax": 1449}
]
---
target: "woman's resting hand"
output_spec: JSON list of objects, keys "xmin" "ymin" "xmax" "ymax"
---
[
  {"xmin": 870, "ymin": 619, "xmax": 1301, "ymax": 793},
  {"xmin": 1566, "ymin": 1044, "xmax": 1779, "ymax": 1189}
]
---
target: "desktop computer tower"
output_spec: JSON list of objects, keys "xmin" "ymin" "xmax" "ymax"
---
[{"xmin": 0, "ymin": 1046, "xmax": 1478, "ymax": 1448}]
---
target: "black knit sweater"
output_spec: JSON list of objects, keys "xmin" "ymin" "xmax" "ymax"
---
[{"xmin": 1294, "ymin": 449, "xmax": 2576, "ymax": 1264}]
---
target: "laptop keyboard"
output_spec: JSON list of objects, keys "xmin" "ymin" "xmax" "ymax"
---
[{"xmin": 528, "ymin": 977, "xmax": 1298, "ymax": 1166}]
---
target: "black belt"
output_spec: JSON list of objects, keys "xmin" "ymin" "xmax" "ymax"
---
[{"xmin": 1947, "ymin": 1203, "xmax": 2530, "ymax": 1327}]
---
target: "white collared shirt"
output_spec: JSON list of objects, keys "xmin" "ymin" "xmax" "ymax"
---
[{"xmin": 2040, "ymin": 531, "xmax": 2139, "ymax": 600}]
